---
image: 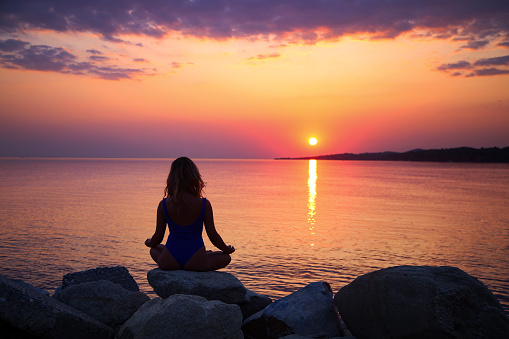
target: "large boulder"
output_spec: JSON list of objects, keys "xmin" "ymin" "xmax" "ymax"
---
[
  {"xmin": 0, "ymin": 274, "xmax": 115, "ymax": 339},
  {"xmin": 147, "ymin": 269, "xmax": 249, "ymax": 304},
  {"xmin": 334, "ymin": 265, "xmax": 509, "ymax": 339},
  {"xmin": 116, "ymin": 294, "xmax": 243, "ymax": 339},
  {"xmin": 61, "ymin": 266, "xmax": 139, "ymax": 291},
  {"xmin": 242, "ymin": 281, "xmax": 343, "ymax": 339},
  {"xmin": 53, "ymin": 280, "xmax": 150, "ymax": 329},
  {"xmin": 147, "ymin": 269, "xmax": 271, "ymax": 319},
  {"xmin": 241, "ymin": 289, "xmax": 273, "ymax": 319}
]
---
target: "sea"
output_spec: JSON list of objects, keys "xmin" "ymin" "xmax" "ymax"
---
[{"xmin": 0, "ymin": 158, "xmax": 508, "ymax": 314}]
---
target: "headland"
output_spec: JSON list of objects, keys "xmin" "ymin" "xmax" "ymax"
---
[{"xmin": 276, "ymin": 146, "xmax": 509, "ymax": 163}]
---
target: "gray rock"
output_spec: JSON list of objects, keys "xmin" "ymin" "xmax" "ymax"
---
[
  {"xmin": 116, "ymin": 294, "xmax": 243, "ymax": 339},
  {"xmin": 11, "ymin": 279, "xmax": 50, "ymax": 297},
  {"xmin": 147, "ymin": 269, "xmax": 249, "ymax": 304},
  {"xmin": 53, "ymin": 280, "xmax": 150, "ymax": 329},
  {"xmin": 0, "ymin": 274, "xmax": 115, "ymax": 339},
  {"xmin": 62, "ymin": 266, "xmax": 139, "ymax": 291},
  {"xmin": 334, "ymin": 265, "xmax": 509, "ymax": 339},
  {"xmin": 240, "ymin": 289, "xmax": 273, "ymax": 319},
  {"xmin": 242, "ymin": 282, "xmax": 343, "ymax": 339}
]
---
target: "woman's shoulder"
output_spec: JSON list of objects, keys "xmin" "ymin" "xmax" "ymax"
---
[
  {"xmin": 204, "ymin": 197, "xmax": 212, "ymax": 210},
  {"xmin": 158, "ymin": 198, "xmax": 167, "ymax": 210}
]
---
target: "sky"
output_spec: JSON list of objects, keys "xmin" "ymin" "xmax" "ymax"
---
[{"xmin": 1, "ymin": 0, "xmax": 508, "ymax": 159}]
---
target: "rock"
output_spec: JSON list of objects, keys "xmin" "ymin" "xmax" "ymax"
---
[
  {"xmin": 242, "ymin": 281, "xmax": 343, "ymax": 339},
  {"xmin": 147, "ymin": 269, "xmax": 272, "ymax": 319},
  {"xmin": 116, "ymin": 294, "xmax": 243, "ymax": 339},
  {"xmin": 243, "ymin": 315, "xmax": 294, "ymax": 339},
  {"xmin": 53, "ymin": 280, "xmax": 150, "ymax": 329},
  {"xmin": 240, "ymin": 289, "xmax": 273, "ymax": 319},
  {"xmin": 147, "ymin": 269, "xmax": 249, "ymax": 304},
  {"xmin": 334, "ymin": 265, "xmax": 509, "ymax": 339},
  {"xmin": 11, "ymin": 279, "xmax": 50, "ymax": 297},
  {"xmin": 61, "ymin": 266, "xmax": 139, "ymax": 291},
  {"xmin": 0, "ymin": 274, "xmax": 115, "ymax": 339},
  {"xmin": 281, "ymin": 335, "xmax": 347, "ymax": 339}
]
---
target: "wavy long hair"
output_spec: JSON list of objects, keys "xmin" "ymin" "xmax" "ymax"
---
[{"xmin": 164, "ymin": 157, "xmax": 205, "ymax": 211}]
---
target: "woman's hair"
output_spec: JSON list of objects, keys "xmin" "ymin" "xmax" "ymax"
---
[{"xmin": 164, "ymin": 157, "xmax": 205, "ymax": 208}]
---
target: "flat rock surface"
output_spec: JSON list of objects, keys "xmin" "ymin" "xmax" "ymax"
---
[
  {"xmin": 147, "ymin": 269, "xmax": 249, "ymax": 304},
  {"xmin": 62, "ymin": 266, "xmax": 139, "ymax": 291}
]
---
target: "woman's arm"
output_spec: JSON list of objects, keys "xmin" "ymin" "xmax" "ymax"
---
[
  {"xmin": 145, "ymin": 200, "xmax": 167, "ymax": 248},
  {"xmin": 204, "ymin": 200, "xmax": 235, "ymax": 254}
]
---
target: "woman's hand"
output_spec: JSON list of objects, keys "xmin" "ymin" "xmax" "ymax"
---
[
  {"xmin": 145, "ymin": 238, "xmax": 152, "ymax": 247},
  {"xmin": 223, "ymin": 245, "xmax": 235, "ymax": 254}
]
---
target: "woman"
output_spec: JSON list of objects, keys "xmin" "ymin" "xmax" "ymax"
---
[{"xmin": 145, "ymin": 157, "xmax": 235, "ymax": 271}]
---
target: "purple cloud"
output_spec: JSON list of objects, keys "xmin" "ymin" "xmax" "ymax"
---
[
  {"xmin": 89, "ymin": 55, "xmax": 110, "ymax": 62},
  {"xmin": 89, "ymin": 66, "xmax": 146, "ymax": 80},
  {"xmin": 474, "ymin": 55, "xmax": 509, "ymax": 66},
  {"xmin": 475, "ymin": 68, "xmax": 509, "ymax": 76},
  {"xmin": 460, "ymin": 40, "xmax": 490, "ymax": 50},
  {"xmin": 437, "ymin": 54, "xmax": 509, "ymax": 77},
  {"xmin": 1, "ymin": 44, "xmax": 76, "ymax": 72},
  {"xmin": 0, "ymin": 39, "xmax": 150, "ymax": 80},
  {"xmin": 1, "ymin": 0, "xmax": 508, "ymax": 43},
  {"xmin": 437, "ymin": 61, "xmax": 472, "ymax": 72},
  {"xmin": 2, "ymin": 1, "xmax": 509, "ymax": 78},
  {"xmin": 0, "ymin": 38, "xmax": 30, "ymax": 52}
]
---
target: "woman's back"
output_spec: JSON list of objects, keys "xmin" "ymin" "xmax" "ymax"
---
[{"xmin": 166, "ymin": 193, "xmax": 204, "ymax": 226}]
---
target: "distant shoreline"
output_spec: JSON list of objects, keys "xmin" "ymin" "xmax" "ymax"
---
[{"xmin": 275, "ymin": 147, "xmax": 509, "ymax": 163}]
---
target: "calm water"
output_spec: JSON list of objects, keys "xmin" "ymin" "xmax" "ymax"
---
[{"xmin": 0, "ymin": 158, "xmax": 508, "ymax": 313}]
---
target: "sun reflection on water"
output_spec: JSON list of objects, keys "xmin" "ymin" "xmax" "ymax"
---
[{"xmin": 307, "ymin": 160, "xmax": 317, "ymax": 243}]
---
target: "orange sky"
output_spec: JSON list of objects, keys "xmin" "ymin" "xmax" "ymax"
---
[{"xmin": 1, "ymin": 1, "xmax": 508, "ymax": 158}]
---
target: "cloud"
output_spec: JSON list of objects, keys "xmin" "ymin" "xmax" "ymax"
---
[
  {"xmin": 1, "ymin": 0, "xmax": 508, "ymax": 44},
  {"xmin": 460, "ymin": 39, "xmax": 490, "ymax": 50},
  {"xmin": 133, "ymin": 58, "xmax": 148, "ymax": 62},
  {"xmin": 2, "ymin": 1, "xmax": 509, "ymax": 78},
  {"xmin": 171, "ymin": 61, "xmax": 184, "ymax": 69},
  {"xmin": 436, "ymin": 61, "xmax": 472, "ymax": 71},
  {"xmin": 248, "ymin": 53, "xmax": 281, "ymax": 61},
  {"xmin": 89, "ymin": 55, "xmax": 110, "ymax": 62},
  {"xmin": 0, "ymin": 38, "xmax": 30, "ymax": 52},
  {"xmin": 0, "ymin": 39, "xmax": 151, "ymax": 80},
  {"xmin": 269, "ymin": 44, "xmax": 287, "ymax": 49},
  {"xmin": 475, "ymin": 68, "xmax": 509, "ymax": 76},
  {"xmin": 474, "ymin": 55, "xmax": 509, "ymax": 66},
  {"xmin": 437, "ymin": 54, "xmax": 509, "ymax": 77},
  {"xmin": 1, "ymin": 44, "xmax": 76, "ymax": 72}
]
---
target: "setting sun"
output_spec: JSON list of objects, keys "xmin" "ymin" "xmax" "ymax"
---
[{"xmin": 309, "ymin": 138, "xmax": 318, "ymax": 146}]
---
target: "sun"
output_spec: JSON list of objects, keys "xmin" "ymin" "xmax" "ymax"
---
[{"xmin": 309, "ymin": 137, "xmax": 318, "ymax": 146}]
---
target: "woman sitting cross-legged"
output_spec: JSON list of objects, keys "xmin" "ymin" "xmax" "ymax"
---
[{"xmin": 145, "ymin": 157, "xmax": 235, "ymax": 271}]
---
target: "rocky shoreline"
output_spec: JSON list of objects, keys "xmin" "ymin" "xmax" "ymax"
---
[{"xmin": 1, "ymin": 265, "xmax": 508, "ymax": 338}]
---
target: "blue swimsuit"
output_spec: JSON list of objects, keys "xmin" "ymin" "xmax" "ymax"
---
[{"xmin": 162, "ymin": 198, "xmax": 206, "ymax": 268}]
